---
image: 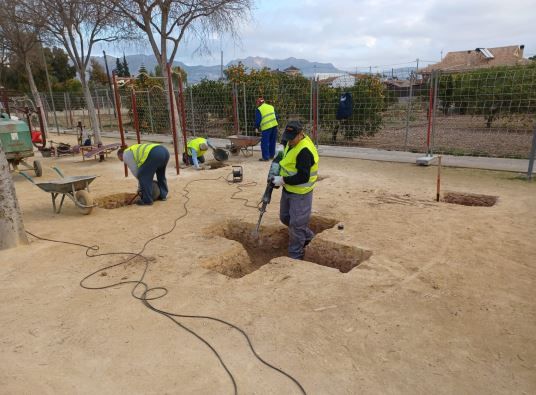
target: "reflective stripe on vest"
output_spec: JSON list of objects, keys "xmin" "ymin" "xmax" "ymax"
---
[
  {"xmin": 187, "ymin": 137, "xmax": 208, "ymax": 157},
  {"xmin": 125, "ymin": 143, "xmax": 159, "ymax": 167},
  {"xmin": 258, "ymin": 103, "xmax": 278, "ymax": 131},
  {"xmin": 279, "ymin": 135, "xmax": 319, "ymax": 194}
]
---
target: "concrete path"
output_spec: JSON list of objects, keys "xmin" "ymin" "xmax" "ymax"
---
[{"xmin": 66, "ymin": 130, "xmax": 532, "ymax": 174}]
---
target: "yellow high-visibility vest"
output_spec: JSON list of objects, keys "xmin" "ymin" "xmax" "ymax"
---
[
  {"xmin": 187, "ymin": 137, "xmax": 208, "ymax": 157},
  {"xmin": 258, "ymin": 103, "xmax": 278, "ymax": 131},
  {"xmin": 279, "ymin": 135, "xmax": 319, "ymax": 194},
  {"xmin": 125, "ymin": 143, "xmax": 159, "ymax": 167}
]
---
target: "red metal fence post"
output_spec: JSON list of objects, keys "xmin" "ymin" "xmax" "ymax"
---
[{"xmin": 166, "ymin": 63, "xmax": 180, "ymax": 175}]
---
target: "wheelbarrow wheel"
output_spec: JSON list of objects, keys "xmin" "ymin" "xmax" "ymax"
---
[
  {"xmin": 34, "ymin": 160, "xmax": 43, "ymax": 177},
  {"xmin": 75, "ymin": 190, "xmax": 94, "ymax": 215}
]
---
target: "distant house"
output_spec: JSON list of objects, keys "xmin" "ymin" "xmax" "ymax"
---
[
  {"xmin": 420, "ymin": 45, "xmax": 530, "ymax": 74},
  {"xmin": 383, "ymin": 79, "xmax": 425, "ymax": 98},
  {"xmin": 283, "ymin": 65, "xmax": 301, "ymax": 76}
]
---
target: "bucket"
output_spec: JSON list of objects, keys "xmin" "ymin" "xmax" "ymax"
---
[{"xmin": 213, "ymin": 148, "xmax": 229, "ymax": 162}]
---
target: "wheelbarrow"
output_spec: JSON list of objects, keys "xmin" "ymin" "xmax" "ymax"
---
[
  {"xmin": 226, "ymin": 135, "xmax": 261, "ymax": 157},
  {"xmin": 19, "ymin": 167, "xmax": 97, "ymax": 215}
]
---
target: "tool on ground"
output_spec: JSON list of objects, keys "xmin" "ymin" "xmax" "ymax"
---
[
  {"xmin": 254, "ymin": 161, "xmax": 281, "ymax": 236},
  {"xmin": 213, "ymin": 147, "xmax": 229, "ymax": 162},
  {"xmin": 232, "ymin": 166, "xmax": 243, "ymax": 183},
  {"xmin": 127, "ymin": 181, "xmax": 161, "ymax": 205},
  {"xmin": 127, "ymin": 191, "xmax": 141, "ymax": 205}
]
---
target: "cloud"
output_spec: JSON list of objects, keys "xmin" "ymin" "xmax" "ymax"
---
[{"xmin": 120, "ymin": 0, "xmax": 535, "ymax": 69}]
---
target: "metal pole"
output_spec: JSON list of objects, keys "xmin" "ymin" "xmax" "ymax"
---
[
  {"xmin": 431, "ymin": 70, "xmax": 440, "ymax": 154},
  {"xmin": 404, "ymin": 72, "xmax": 415, "ymax": 150},
  {"xmin": 40, "ymin": 45, "xmax": 60, "ymax": 135},
  {"xmin": 315, "ymin": 77, "xmax": 319, "ymax": 145},
  {"xmin": 425, "ymin": 72, "xmax": 434, "ymax": 156},
  {"xmin": 527, "ymin": 124, "xmax": 536, "ymax": 181},
  {"xmin": 243, "ymin": 82, "xmax": 248, "ymax": 135},
  {"xmin": 166, "ymin": 63, "xmax": 180, "ymax": 174},
  {"xmin": 63, "ymin": 92, "xmax": 68, "ymax": 126},
  {"xmin": 189, "ymin": 85, "xmax": 196, "ymax": 136},
  {"xmin": 68, "ymin": 93, "xmax": 73, "ymax": 128},
  {"xmin": 112, "ymin": 73, "xmax": 128, "ymax": 177},
  {"xmin": 105, "ymin": 90, "xmax": 112, "ymax": 128},
  {"xmin": 146, "ymin": 91, "xmax": 155, "ymax": 135},
  {"xmin": 231, "ymin": 83, "xmax": 239, "ymax": 134},
  {"xmin": 94, "ymin": 89, "xmax": 102, "ymax": 131},
  {"xmin": 309, "ymin": 78, "xmax": 313, "ymax": 129},
  {"xmin": 177, "ymin": 73, "xmax": 189, "ymax": 156},
  {"xmin": 103, "ymin": 50, "xmax": 116, "ymax": 118},
  {"xmin": 131, "ymin": 90, "xmax": 141, "ymax": 143}
]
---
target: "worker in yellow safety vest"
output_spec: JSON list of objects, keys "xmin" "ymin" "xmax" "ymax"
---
[
  {"xmin": 255, "ymin": 97, "xmax": 279, "ymax": 161},
  {"xmin": 271, "ymin": 121, "xmax": 319, "ymax": 259},
  {"xmin": 117, "ymin": 143, "xmax": 170, "ymax": 205},
  {"xmin": 183, "ymin": 137, "xmax": 215, "ymax": 169}
]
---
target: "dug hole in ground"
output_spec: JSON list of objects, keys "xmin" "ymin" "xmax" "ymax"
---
[{"xmin": 1, "ymin": 135, "xmax": 535, "ymax": 394}]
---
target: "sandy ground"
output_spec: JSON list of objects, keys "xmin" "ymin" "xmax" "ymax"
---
[{"xmin": 1, "ymin": 135, "xmax": 535, "ymax": 394}]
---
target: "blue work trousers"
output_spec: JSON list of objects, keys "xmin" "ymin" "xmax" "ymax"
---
[
  {"xmin": 137, "ymin": 145, "xmax": 169, "ymax": 204},
  {"xmin": 260, "ymin": 127, "xmax": 278, "ymax": 160}
]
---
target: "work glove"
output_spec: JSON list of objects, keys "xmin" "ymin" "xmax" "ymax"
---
[{"xmin": 272, "ymin": 176, "xmax": 285, "ymax": 187}]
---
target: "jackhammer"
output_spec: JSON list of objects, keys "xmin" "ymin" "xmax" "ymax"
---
[{"xmin": 254, "ymin": 160, "xmax": 281, "ymax": 236}]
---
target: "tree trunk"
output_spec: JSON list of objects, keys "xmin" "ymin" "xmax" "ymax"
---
[
  {"xmin": 79, "ymin": 69, "xmax": 102, "ymax": 144},
  {"xmin": 0, "ymin": 145, "xmax": 28, "ymax": 250},
  {"xmin": 160, "ymin": 58, "xmax": 184, "ymax": 155},
  {"xmin": 24, "ymin": 59, "xmax": 48, "ymax": 135}
]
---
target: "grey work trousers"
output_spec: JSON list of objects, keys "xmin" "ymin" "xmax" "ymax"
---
[{"xmin": 279, "ymin": 189, "xmax": 314, "ymax": 259}]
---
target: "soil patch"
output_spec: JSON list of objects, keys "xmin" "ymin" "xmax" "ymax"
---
[
  {"xmin": 205, "ymin": 160, "xmax": 229, "ymax": 170},
  {"xmin": 442, "ymin": 191, "xmax": 498, "ymax": 207},
  {"xmin": 95, "ymin": 193, "xmax": 138, "ymax": 209}
]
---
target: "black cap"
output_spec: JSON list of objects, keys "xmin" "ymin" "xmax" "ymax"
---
[{"xmin": 281, "ymin": 120, "xmax": 304, "ymax": 142}]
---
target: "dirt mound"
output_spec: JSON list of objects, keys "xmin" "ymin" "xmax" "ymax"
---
[
  {"xmin": 442, "ymin": 191, "xmax": 498, "ymax": 207},
  {"xmin": 95, "ymin": 193, "xmax": 138, "ymax": 209}
]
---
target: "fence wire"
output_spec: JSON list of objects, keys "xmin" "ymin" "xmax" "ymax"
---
[{"xmin": 12, "ymin": 63, "xmax": 535, "ymax": 159}]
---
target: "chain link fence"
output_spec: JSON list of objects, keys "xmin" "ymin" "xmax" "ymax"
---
[{"xmin": 9, "ymin": 63, "xmax": 533, "ymax": 160}]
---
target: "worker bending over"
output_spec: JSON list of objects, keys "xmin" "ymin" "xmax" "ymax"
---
[
  {"xmin": 183, "ymin": 137, "xmax": 215, "ymax": 170},
  {"xmin": 272, "ymin": 121, "xmax": 319, "ymax": 259},
  {"xmin": 117, "ymin": 143, "xmax": 169, "ymax": 206}
]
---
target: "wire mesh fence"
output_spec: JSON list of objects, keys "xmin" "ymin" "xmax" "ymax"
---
[{"xmin": 8, "ymin": 63, "xmax": 533, "ymax": 159}]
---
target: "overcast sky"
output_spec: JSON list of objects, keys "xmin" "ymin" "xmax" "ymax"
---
[{"xmin": 106, "ymin": 0, "xmax": 535, "ymax": 71}]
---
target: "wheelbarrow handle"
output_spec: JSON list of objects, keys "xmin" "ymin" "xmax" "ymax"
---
[
  {"xmin": 52, "ymin": 166, "xmax": 65, "ymax": 178},
  {"xmin": 18, "ymin": 171, "xmax": 35, "ymax": 184}
]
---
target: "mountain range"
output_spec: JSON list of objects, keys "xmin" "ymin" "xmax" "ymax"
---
[{"xmin": 93, "ymin": 54, "xmax": 345, "ymax": 83}]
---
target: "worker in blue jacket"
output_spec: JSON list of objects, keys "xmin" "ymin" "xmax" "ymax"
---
[{"xmin": 254, "ymin": 97, "xmax": 279, "ymax": 161}]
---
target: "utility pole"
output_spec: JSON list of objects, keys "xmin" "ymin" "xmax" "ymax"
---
[
  {"xmin": 40, "ymin": 44, "xmax": 60, "ymax": 135},
  {"xmin": 220, "ymin": 50, "xmax": 223, "ymax": 80},
  {"xmin": 103, "ymin": 50, "xmax": 116, "ymax": 117}
]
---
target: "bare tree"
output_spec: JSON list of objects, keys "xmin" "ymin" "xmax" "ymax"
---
[
  {"xmin": 0, "ymin": 144, "xmax": 28, "ymax": 250},
  {"xmin": 24, "ymin": 0, "xmax": 133, "ymax": 144},
  {"xmin": 0, "ymin": 0, "xmax": 48, "ymax": 133},
  {"xmin": 112, "ymin": 0, "xmax": 251, "ymax": 148}
]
